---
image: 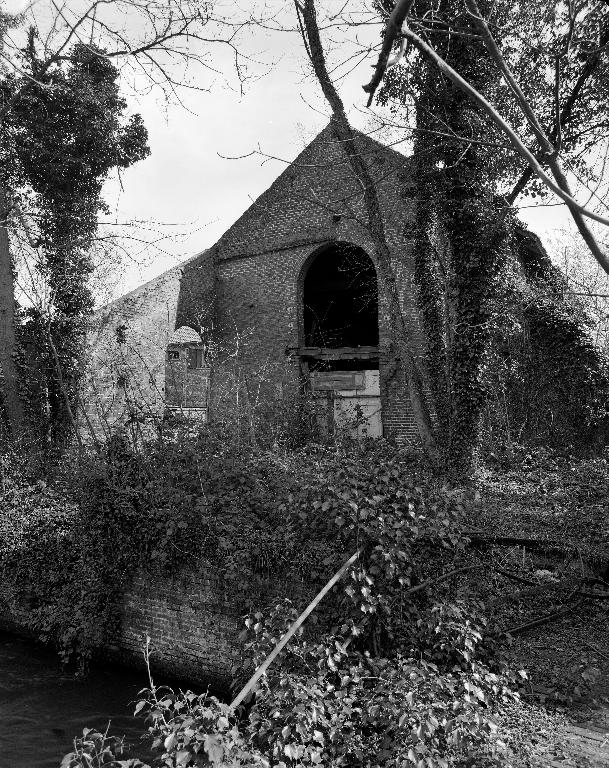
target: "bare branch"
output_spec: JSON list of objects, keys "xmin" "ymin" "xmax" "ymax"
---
[
  {"xmin": 362, "ymin": 0, "xmax": 415, "ymax": 106},
  {"xmin": 464, "ymin": 0, "xmax": 609, "ymax": 275},
  {"xmin": 298, "ymin": 0, "xmax": 439, "ymax": 461},
  {"xmin": 400, "ymin": 22, "xmax": 609, "ymax": 274}
]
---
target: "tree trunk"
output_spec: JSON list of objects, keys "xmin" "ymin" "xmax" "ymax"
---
[
  {"xmin": 0, "ymin": 184, "xmax": 25, "ymax": 440},
  {"xmin": 300, "ymin": 0, "xmax": 439, "ymax": 463}
]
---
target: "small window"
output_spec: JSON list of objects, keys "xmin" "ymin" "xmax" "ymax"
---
[
  {"xmin": 188, "ymin": 347, "xmax": 205, "ymax": 369},
  {"xmin": 168, "ymin": 350, "xmax": 180, "ymax": 360}
]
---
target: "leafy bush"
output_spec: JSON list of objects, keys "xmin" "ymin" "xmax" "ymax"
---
[
  {"xmin": 2, "ymin": 426, "xmax": 477, "ymax": 665},
  {"xmin": 44, "ymin": 430, "xmax": 524, "ymax": 768},
  {"xmin": 61, "ymin": 727, "xmax": 147, "ymax": 768}
]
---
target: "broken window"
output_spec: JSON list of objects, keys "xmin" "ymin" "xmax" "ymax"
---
[{"xmin": 187, "ymin": 348, "xmax": 205, "ymax": 369}]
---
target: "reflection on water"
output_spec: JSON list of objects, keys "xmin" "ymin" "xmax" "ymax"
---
[{"xmin": 0, "ymin": 631, "xmax": 154, "ymax": 768}]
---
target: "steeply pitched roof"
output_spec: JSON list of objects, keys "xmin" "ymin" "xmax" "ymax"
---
[
  {"xmin": 97, "ymin": 125, "xmax": 414, "ymax": 313},
  {"xmin": 208, "ymin": 123, "xmax": 414, "ymax": 262}
]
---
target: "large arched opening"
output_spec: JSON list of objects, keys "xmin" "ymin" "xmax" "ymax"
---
[
  {"xmin": 298, "ymin": 242, "xmax": 382, "ymax": 437},
  {"xmin": 302, "ymin": 242, "xmax": 379, "ymax": 359}
]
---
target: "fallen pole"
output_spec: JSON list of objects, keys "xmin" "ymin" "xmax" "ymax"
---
[{"xmin": 230, "ymin": 548, "xmax": 362, "ymax": 710}]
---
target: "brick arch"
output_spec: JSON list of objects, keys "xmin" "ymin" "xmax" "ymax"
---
[
  {"xmin": 168, "ymin": 325, "xmax": 203, "ymax": 345},
  {"xmin": 296, "ymin": 241, "xmax": 379, "ymax": 354}
]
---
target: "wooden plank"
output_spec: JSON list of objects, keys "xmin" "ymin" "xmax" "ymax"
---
[
  {"xmin": 310, "ymin": 371, "xmax": 364, "ymax": 391},
  {"xmin": 294, "ymin": 346, "xmax": 379, "ymax": 361}
]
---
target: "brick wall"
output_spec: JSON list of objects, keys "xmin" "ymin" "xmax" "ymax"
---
[
  {"xmin": 208, "ymin": 125, "xmax": 425, "ymax": 441},
  {"xmin": 117, "ymin": 566, "xmax": 245, "ymax": 689},
  {"xmin": 83, "ymin": 265, "xmax": 184, "ymax": 434},
  {"xmin": 0, "ymin": 564, "xmax": 311, "ymax": 692}
]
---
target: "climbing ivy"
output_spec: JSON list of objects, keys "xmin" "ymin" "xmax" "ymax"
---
[
  {"xmin": 381, "ymin": 1, "xmax": 513, "ymax": 476},
  {"xmin": 494, "ymin": 231, "xmax": 609, "ymax": 450},
  {"xmin": 1, "ymin": 37, "xmax": 149, "ymax": 447},
  {"xmin": 379, "ymin": 0, "xmax": 609, "ymax": 470}
]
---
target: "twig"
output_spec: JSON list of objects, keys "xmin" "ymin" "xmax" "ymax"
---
[
  {"xmin": 584, "ymin": 641, "xmax": 609, "ymax": 662},
  {"xmin": 405, "ymin": 563, "xmax": 484, "ymax": 595},
  {"xmin": 505, "ymin": 599, "xmax": 584, "ymax": 636},
  {"xmin": 493, "ymin": 566, "xmax": 538, "ymax": 587}
]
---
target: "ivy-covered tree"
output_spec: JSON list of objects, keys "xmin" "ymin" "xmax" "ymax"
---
[
  {"xmin": 0, "ymin": 8, "xmax": 25, "ymax": 441},
  {"xmin": 1, "ymin": 36, "xmax": 149, "ymax": 446},
  {"xmin": 373, "ymin": 0, "xmax": 609, "ymax": 470},
  {"xmin": 0, "ymin": 1, "xmax": 245, "ymax": 447}
]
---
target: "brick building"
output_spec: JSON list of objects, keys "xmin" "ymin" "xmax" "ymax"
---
[{"xmin": 84, "ymin": 125, "xmax": 425, "ymax": 441}]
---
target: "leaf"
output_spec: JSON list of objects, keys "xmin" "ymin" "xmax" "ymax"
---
[
  {"xmin": 164, "ymin": 733, "xmax": 177, "ymax": 751},
  {"xmin": 284, "ymin": 744, "xmax": 300, "ymax": 759},
  {"xmin": 204, "ymin": 734, "xmax": 224, "ymax": 764}
]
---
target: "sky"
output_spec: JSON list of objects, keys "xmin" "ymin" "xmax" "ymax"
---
[{"xmin": 2, "ymin": 0, "xmax": 584, "ymax": 302}]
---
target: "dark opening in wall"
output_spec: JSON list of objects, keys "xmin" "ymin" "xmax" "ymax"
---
[{"xmin": 303, "ymin": 243, "xmax": 379, "ymax": 349}]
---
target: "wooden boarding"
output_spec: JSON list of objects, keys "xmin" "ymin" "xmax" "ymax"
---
[{"xmin": 291, "ymin": 346, "xmax": 379, "ymax": 361}]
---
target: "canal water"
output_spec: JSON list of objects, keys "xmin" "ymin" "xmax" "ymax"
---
[{"xmin": 0, "ymin": 631, "xmax": 155, "ymax": 768}]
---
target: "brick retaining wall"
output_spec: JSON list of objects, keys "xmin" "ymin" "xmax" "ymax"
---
[{"xmin": 0, "ymin": 563, "xmax": 311, "ymax": 692}]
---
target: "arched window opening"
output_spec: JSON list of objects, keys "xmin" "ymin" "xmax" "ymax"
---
[
  {"xmin": 302, "ymin": 243, "xmax": 379, "ymax": 372},
  {"xmin": 304, "ymin": 243, "xmax": 378, "ymax": 349},
  {"xmin": 165, "ymin": 325, "xmax": 209, "ymax": 413}
]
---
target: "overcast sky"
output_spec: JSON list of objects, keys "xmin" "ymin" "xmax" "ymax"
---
[{"xmin": 98, "ymin": 6, "xmax": 393, "ymax": 298}]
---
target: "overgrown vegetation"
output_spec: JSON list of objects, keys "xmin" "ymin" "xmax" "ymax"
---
[
  {"xmin": 1, "ymin": 421, "xmax": 608, "ymax": 766},
  {"xmin": 0, "ymin": 431, "xmax": 466, "ymax": 667},
  {"xmin": 367, "ymin": 0, "xmax": 609, "ymax": 474},
  {"xmin": 2, "ymin": 3, "xmax": 609, "ymax": 766}
]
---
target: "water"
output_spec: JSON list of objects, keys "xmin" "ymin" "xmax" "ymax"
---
[{"xmin": 0, "ymin": 631, "xmax": 155, "ymax": 768}]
